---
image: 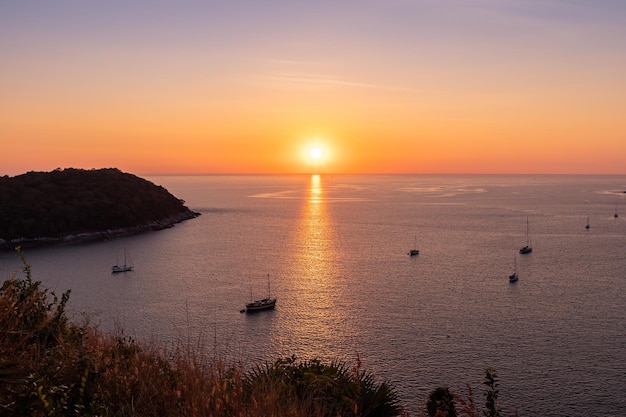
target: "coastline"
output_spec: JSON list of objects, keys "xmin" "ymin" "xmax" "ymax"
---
[{"xmin": 0, "ymin": 210, "xmax": 200, "ymax": 251}]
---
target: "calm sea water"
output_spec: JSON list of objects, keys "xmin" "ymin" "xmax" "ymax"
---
[{"xmin": 2, "ymin": 175, "xmax": 626, "ymax": 416}]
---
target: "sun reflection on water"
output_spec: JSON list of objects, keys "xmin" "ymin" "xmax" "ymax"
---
[
  {"xmin": 279, "ymin": 175, "xmax": 356, "ymax": 360},
  {"xmin": 309, "ymin": 174, "xmax": 323, "ymax": 203},
  {"xmin": 296, "ymin": 174, "xmax": 333, "ymax": 296}
]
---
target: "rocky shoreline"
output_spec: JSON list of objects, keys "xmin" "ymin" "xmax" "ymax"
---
[{"xmin": 0, "ymin": 210, "xmax": 199, "ymax": 251}]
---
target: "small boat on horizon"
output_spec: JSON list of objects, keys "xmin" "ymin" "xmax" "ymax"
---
[
  {"xmin": 585, "ymin": 214, "xmax": 590, "ymax": 229},
  {"xmin": 112, "ymin": 249, "xmax": 133, "ymax": 273},
  {"xmin": 243, "ymin": 274, "xmax": 277, "ymax": 313}
]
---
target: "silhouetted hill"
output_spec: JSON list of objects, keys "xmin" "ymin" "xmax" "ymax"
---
[{"xmin": 0, "ymin": 168, "xmax": 199, "ymax": 249}]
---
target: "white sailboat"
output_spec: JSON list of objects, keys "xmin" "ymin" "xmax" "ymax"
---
[
  {"xmin": 112, "ymin": 249, "xmax": 133, "ymax": 273},
  {"xmin": 519, "ymin": 217, "xmax": 533, "ymax": 254},
  {"xmin": 244, "ymin": 274, "xmax": 277, "ymax": 313}
]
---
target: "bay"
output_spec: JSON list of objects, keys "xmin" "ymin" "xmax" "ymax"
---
[{"xmin": 2, "ymin": 174, "xmax": 625, "ymax": 416}]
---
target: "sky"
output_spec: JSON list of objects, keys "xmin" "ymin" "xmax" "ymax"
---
[{"xmin": 2, "ymin": 0, "xmax": 626, "ymax": 175}]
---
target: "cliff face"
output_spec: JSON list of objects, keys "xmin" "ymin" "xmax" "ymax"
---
[{"xmin": 0, "ymin": 168, "xmax": 199, "ymax": 249}]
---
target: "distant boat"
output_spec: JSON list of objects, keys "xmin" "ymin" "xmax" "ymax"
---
[
  {"xmin": 408, "ymin": 235, "xmax": 419, "ymax": 256},
  {"xmin": 509, "ymin": 253, "xmax": 519, "ymax": 283},
  {"xmin": 615, "ymin": 201, "xmax": 619, "ymax": 218},
  {"xmin": 519, "ymin": 217, "xmax": 533, "ymax": 254},
  {"xmin": 243, "ymin": 274, "xmax": 276, "ymax": 313},
  {"xmin": 112, "ymin": 249, "xmax": 133, "ymax": 273},
  {"xmin": 585, "ymin": 214, "xmax": 590, "ymax": 230}
]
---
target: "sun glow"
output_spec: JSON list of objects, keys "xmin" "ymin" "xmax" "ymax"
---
[
  {"xmin": 301, "ymin": 140, "xmax": 332, "ymax": 173},
  {"xmin": 310, "ymin": 148, "xmax": 323, "ymax": 160}
]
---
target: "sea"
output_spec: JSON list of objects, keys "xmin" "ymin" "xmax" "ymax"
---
[{"xmin": 2, "ymin": 174, "xmax": 625, "ymax": 416}]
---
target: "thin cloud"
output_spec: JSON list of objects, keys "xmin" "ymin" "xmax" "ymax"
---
[
  {"xmin": 259, "ymin": 71, "xmax": 422, "ymax": 93},
  {"xmin": 253, "ymin": 58, "xmax": 422, "ymax": 93}
]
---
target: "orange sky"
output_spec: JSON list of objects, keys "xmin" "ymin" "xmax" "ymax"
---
[{"xmin": 2, "ymin": 2, "xmax": 626, "ymax": 175}]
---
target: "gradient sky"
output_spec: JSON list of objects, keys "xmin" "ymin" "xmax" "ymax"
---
[{"xmin": 2, "ymin": 1, "xmax": 626, "ymax": 175}]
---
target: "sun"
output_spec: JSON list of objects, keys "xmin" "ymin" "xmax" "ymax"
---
[
  {"xmin": 301, "ymin": 141, "xmax": 332, "ymax": 172},
  {"xmin": 309, "ymin": 147, "xmax": 323, "ymax": 160}
]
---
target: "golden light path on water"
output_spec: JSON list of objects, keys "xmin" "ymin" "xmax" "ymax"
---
[{"xmin": 279, "ymin": 175, "xmax": 357, "ymax": 360}]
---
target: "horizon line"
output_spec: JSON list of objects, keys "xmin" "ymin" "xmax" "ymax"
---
[{"xmin": 4, "ymin": 169, "xmax": 626, "ymax": 177}]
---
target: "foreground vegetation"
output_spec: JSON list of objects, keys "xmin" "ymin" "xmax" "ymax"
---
[
  {"xmin": 1, "ymin": 249, "xmax": 508, "ymax": 416},
  {"xmin": 0, "ymin": 168, "xmax": 199, "ymax": 249}
]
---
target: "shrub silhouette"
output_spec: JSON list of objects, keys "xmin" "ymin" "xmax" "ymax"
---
[
  {"xmin": 426, "ymin": 386, "xmax": 457, "ymax": 416},
  {"xmin": 245, "ymin": 355, "xmax": 403, "ymax": 417},
  {"xmin": 483, "ymin": 369, "xmax": 500, "ymax": 417}
]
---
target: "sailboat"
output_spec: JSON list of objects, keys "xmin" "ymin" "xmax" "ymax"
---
[
  {"xmin": 519, "ymin": 217, "xmax": 533, "ymax": 254},
  {"xmin": 407, "ymin": 235, "xmax": 419, "ymax": 256},
  {"xmin": 509, "ymin": 253, "xmax": 519, "ymax": 283},
  {"xmin": 585, "ymin": 214, "xmax": 590, "ymax": 230},
  {"xmin": 614, "ymin": 201, "xmax": 619, "ymax": 218},
  {"xmin": 244, "ymin": 274, "xmax": 277, "ymax": 313},
  {"xmin": 112, "ymin": 249, "xmax": 133, "ymax": 273}
]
